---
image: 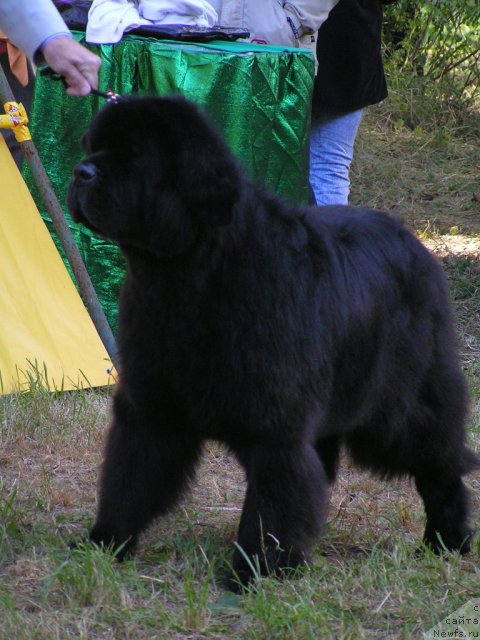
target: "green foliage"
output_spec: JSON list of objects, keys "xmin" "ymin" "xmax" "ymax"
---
[{"xmin": 383, "ymin": 0, "xmax": 480, "ymax": 111}]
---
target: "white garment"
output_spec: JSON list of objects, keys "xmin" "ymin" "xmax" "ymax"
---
[{"xmin": 87, "ymin": 0, "xmax": 218, "ymax": 44}]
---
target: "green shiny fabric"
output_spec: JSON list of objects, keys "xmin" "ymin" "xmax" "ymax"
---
[{"xmin": 25, "ymin": 34, "xmax": 314, "ymax": 331}]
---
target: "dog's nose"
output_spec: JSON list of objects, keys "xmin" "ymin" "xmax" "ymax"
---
[{"xmin": 74, "ymin": 161, "xmax": 97, "ymax": 182}]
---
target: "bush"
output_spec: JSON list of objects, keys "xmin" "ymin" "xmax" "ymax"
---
[{"xmin": 383, "ymin": 0, "xmax": 480, "ymax": 114}]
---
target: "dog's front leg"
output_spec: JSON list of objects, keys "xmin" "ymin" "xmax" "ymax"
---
[
  {"xmin": 89, "ymin": 390, "xmax": 202, "ymax": 559},
  {"xmin": 231, "ymin": 442, "xmax": 328, "ymax": 587}
]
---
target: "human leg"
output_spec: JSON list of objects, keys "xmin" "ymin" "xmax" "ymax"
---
[{"xmin": 309, "ymin": 109, "xmax": 363, "ymax": 205}]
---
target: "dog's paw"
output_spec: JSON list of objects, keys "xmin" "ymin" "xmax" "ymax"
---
[
  {"xmin": 77, "ymin": 524, "xmax": 137, "ymax": 561},
  {"xmin": 421, "ymin": 527, "xmax": 474, "ymax": 556}
]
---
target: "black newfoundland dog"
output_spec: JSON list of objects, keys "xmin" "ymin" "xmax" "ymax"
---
[{"xmin": 68, "ymin": 95, "xmax": 477, "ymax": 587}]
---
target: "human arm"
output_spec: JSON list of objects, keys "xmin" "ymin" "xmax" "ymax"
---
[
  {"xmin": 0, "ymin": 0, "xmax": 100, "ymax": 96},
  {"xmin": 41, "ymin": 36, "xmax": 101, "ymax": 96},
  {"xmin": 0, "ymin": 0, "xmax": 70, "ymax": 63}
]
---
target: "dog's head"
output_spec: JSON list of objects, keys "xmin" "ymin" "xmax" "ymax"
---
[{"xmin": 68, "ymin": 95, "xmax": 242, "ymax": 257}]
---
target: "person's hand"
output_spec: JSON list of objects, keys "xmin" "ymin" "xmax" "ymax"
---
[{"xmin": 41, "ymin": 36, "xmax": 101, "ymax": 97}]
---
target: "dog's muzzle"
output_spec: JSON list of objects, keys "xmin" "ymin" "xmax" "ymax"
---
[{"xmin": 68, "ymin": 161, "xmax": 99, "ymax": 226}]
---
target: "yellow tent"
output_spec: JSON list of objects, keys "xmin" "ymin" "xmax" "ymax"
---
[{"xmin": 0, "ymin": 135, "xmax": 113, "ymax": 393}]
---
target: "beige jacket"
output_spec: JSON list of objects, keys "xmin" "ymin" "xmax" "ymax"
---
[{"xmin": 218, "ymin": 0, "xmax": 340, "ymax": 48}]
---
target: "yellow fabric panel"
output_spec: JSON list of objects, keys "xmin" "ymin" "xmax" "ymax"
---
[{"xmin": 0, "ymin": 136, "xmax": 113, "ymax": 393}]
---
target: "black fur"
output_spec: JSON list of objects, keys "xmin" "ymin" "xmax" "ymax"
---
[{"xmin": 68, "ymin": 95, "xmax": 478, "ymax": 587}]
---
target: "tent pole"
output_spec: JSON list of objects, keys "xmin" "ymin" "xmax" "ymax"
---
[{"xmin": 0, "ymin": 65, "xmax": 118, "ymax": 369}]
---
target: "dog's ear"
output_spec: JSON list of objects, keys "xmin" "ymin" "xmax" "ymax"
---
[
  {"xmin": 181, "ymin": 143, "xmax": 242, "ymax": 228},
  {"xmin": 139, "ymin": 96, "xmax": 246, "ymax": 228},
  {"xmin": 196, "ymin": 165, "xmax": 241, "ymax": 227},
  {"xmin": 144, "ymin": 151, "xmax": 242, "ymax": 258},
  {"xmin": 140, "ymin": 143, "xmax": 243, "ymax": 259}
]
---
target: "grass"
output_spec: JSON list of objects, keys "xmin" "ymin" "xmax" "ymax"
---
[
  {"xmin": 350, "ymin": 105, "xmax": 480, "ymax": 235},
  {"xmin": 1, "ymin": 91, "xmax": 480, "ymax": 639},
  {"xmin": 1, "ymin": 399, "xmax": 479, "ymax": 639}
]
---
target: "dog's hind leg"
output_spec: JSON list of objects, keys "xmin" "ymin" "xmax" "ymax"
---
[
  {"xmin": 411, "ymin": 366, "xmax": 477, "ymax": 554},
  {"xmin": 230, "ymin": 441, "xmax": 328, "ymax": 586},
  {"xmin": 345, "ymin": 404, "xmax": 477, "ymax": 554},
  {"xmin": 414, "ymin": 468, "xmax": 474, "ymax": 553},
  {"xmin": 89, "ymin": 390, "xmax": 202, "ymax": 558}
]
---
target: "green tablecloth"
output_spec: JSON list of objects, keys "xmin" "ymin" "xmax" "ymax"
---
[{"xmin": 25, "ymin": 34, "xmax": 314, "ymax": 331}]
